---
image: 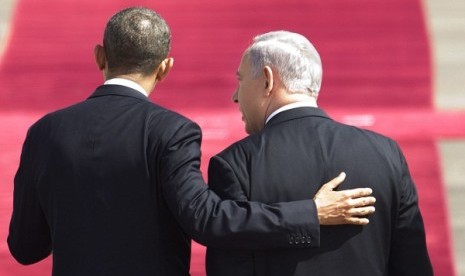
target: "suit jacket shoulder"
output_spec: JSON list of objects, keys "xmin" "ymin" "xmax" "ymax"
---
[{"xmin": 208, "ymin": 133, "xmax": 260, "ymax": 201}]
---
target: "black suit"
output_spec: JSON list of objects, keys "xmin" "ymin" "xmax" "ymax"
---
[
  {"xmin": 8, "ymin": 85, "xmax": 321, "ymax": 276},
  {"xmin": 207, "ymin": 107, "xmax": 432, "ymax": 276}
]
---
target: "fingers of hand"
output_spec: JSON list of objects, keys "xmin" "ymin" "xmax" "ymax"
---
[
  {"xmin": 344, "ymin": 188, "xmax": 373, "ymax": 199},
  {"xmin": 345, "ymin": 217, "xmax": 370, "ymax": 225},
  {"xmin": 349, "ymin": 196, "xmax": 376, "ymax": 208},
  {"xmin": 347, "ymin": 206, "xmax": 375, "ymax": 216}
]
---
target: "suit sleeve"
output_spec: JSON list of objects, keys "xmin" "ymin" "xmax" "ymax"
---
[
  {"xmin": 8, "ymin": 128, "xmax": 52, "ymax": 265},
  {"xmin": 388, "ymin": 145, "xmax": 433, "ymax": 275},
  {"xmin": 159, "ymin": 120, "xmax": 320, "ymax": 249}
]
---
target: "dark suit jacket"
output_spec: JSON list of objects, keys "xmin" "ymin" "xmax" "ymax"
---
[
  {"xmin": 8, "ymin": 86, "xmax": 321, "ymax": 276},
  {"xmin": 206, "ymin": 107, "xmax": 433, "ymax": 276}
]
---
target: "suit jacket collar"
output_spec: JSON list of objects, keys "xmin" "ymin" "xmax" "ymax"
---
[
  {"xmin": 265, "ymin": 107, "xmax": 331, "ymax": 128},
  {"xmin": 88, "ymin": 85, "xmax": 150, "ymax": 102}
]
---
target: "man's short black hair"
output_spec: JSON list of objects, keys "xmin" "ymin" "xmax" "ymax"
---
[{"xmin": 103, "ymin": 7, "xmax": 171, "ymax": 76}]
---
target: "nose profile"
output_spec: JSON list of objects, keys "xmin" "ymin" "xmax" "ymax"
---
[{"xmin": 232, "ymin": 89, "xmax": 238, "ymax": 103}]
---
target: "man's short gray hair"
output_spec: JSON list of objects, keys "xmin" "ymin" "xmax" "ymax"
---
[{"xmin": 247, "ymin": 31, "xmax": 322, "ymax": 96}]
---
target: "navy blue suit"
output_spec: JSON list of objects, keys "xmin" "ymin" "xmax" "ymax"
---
[
  {"xmin": 207, "ymin": 107, "xmax": 432, "ymax": 276},
  {"xmin": 8, "ymin": 86, "xmax": 320, "ymax": 276}
]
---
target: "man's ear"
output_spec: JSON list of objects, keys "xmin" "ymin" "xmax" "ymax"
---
[
  {"xmin": 263, "ymin": 66, "xmax": 274, "ymax": 96},
  {"xmin": 94, "ymin": 45, "xmax": 106, "ymax": 71},
  {"xmin": 156, "ymin": 57, "xmax": 174, "ymax": 82}
]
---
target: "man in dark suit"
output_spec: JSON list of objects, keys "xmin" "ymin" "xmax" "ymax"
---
[
  {"xmin": 206, "ymin": 31, "xmax": 433, "ymax": 275},
  {"xmin": 7, "ymin": 8, "xmax": 377, "ymax": 276}
]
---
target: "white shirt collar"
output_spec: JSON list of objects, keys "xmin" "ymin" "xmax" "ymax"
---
[
  {"xmin": 104, "ymin": 78, "xmax": 148, "ymax": 97},
  {"xmin": 265, "ymin": 100, "xmax": 318, "ymax": 125}
]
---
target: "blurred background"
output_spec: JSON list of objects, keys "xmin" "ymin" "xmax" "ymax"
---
[{"xmin": 0, "ymin": 0, "xmax": 464, "ymax": 275}]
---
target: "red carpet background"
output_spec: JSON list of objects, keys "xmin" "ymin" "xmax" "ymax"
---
[{"xmin": 0, "ymin": 0, "xmax": 462, "ymax": 275}]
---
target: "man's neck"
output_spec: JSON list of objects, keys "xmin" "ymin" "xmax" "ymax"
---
[
  {"xmin": 104, "ymin": 78, "xmax": 148, "ymax": 96},
  {"xmin": 265, "ymin": 96, "xmax": 317, "ymax": 125},
  {"xmin": 105, "ymin": 73, "xmax": 157, "ymax": 96}
]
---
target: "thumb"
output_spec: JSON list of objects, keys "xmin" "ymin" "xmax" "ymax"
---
[{"xmin": 321, "ymin": 172, "xmax": 346, "ymax": 191}]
